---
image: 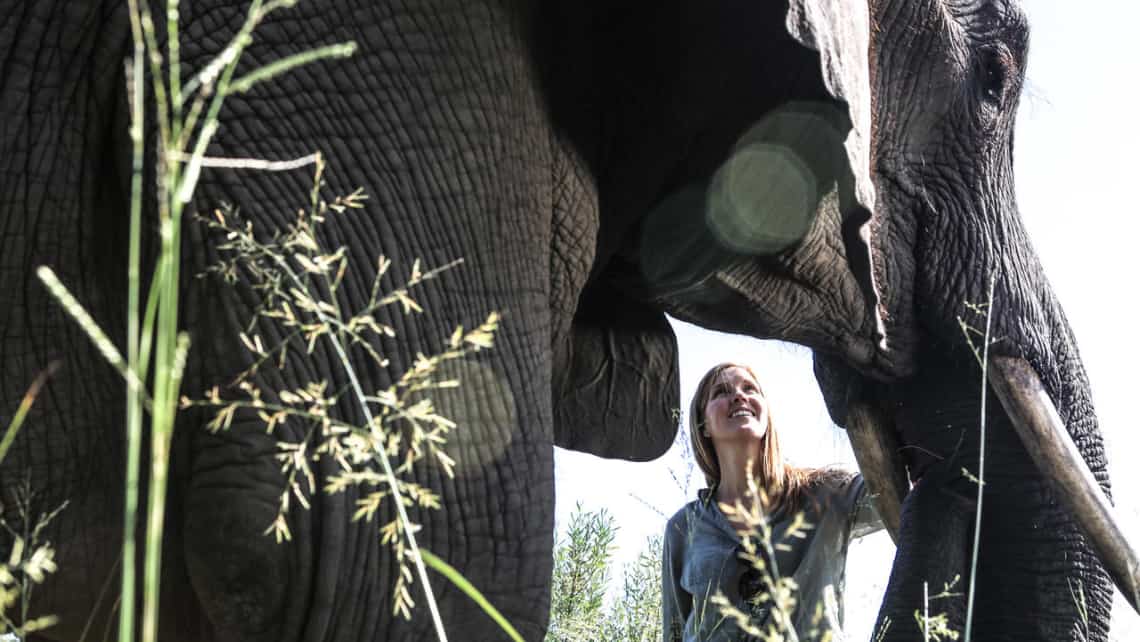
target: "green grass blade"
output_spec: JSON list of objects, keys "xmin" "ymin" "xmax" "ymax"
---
[
  {"xmin": 228, "ymin": 42, "xmax": 357, "ymax": 95},
  {"xmin": 963, "ymin": 272, "xmax": 997, "ymax": 642},
  {"xmin": 420, "ymin": 549, "xmax": 525, "ymax": 642},
  {"xmin": 0, "ymin": 364, "xmax": 59, "ymax": 464},
  {"xmin": 121, "ymin": 8, "xmax": 147, "ymax": 640},
  {"xmin": 36, "ymin": 267, "xmax": 149, "ymax": 403},
  {"xmin": 137, "ymin": 259, "xmax": 165, "ymax": 383}
]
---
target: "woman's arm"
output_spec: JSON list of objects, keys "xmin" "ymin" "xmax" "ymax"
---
[
  {"xmin": 661, "ymin": 510, "xmax": 692, "ymax": 642},
  {"xmin": 844, "ymin": 473, "xmax": 886, "ymax": 540}
]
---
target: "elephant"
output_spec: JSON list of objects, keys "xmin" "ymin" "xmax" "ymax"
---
[{"xmin": 2, "ymin": 0, "xmax": 1134, "ymax": 640}]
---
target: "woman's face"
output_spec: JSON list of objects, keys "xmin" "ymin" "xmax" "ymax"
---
[{"xmin": 703, "ymin": 366, "xmax": 769, "ymax": 446}]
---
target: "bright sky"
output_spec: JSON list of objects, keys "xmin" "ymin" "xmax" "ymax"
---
[{"xmin": 554, "ymin": 1, "xmax": 1140, "ymax": 639}]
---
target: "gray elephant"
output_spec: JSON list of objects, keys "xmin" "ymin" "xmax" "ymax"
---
[{"xmin": 2, "ymin": 0, "xmax": 1134, "ymax": 640}]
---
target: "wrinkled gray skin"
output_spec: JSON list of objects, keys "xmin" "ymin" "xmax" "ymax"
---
[{"xmin": 0, "ymin": 0, "xmax": 1111, "ymax": 640}]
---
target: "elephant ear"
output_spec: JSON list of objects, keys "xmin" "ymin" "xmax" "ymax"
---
[
  {"xmin": 785, "ymin": 0, "xmax": 874, "ymax": 213},
  {"xmin": 553, "ymin": 280, "xmax": 680, "ymax": 462},
  {"xmin": 785, "ymin": 0, "xmax": 885, "ymax": 340}
]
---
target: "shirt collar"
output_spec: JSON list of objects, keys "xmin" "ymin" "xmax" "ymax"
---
[{"xmin": 698, "ymin": 483, "xmax": 718, "ymax": 507}]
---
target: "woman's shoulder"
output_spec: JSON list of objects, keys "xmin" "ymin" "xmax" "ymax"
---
[
  {"xmin": 663, "ymin": 495, "xmax": 707, "ymax": 542},
  {"xmin": 665, "ymin": 497, "xmax": 700, "ymax": 527},
  {"xmin": 663, "ymin": 503, "xmax": 689, "ymax": 554}
]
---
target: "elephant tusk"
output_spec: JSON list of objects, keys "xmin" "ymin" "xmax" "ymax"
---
[
  {"xmin": 845, "ymin": 401, "xmax": 909, "ymax": 544},
  {"xmin": 989, "ymin": 356, "xmax": 1140, "ymax": 615}
]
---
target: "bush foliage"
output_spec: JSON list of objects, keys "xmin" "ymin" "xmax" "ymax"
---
[{"xmin": 546, "ymin": 505, "xmax": 663, "ymax": 642}]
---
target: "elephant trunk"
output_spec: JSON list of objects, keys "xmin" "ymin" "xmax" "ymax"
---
[
  {"xmin": 829, "ymin": 279, "xmax": 1115, "ymax": 642},
  {"xmin": 845, "ymin": 355, "xmax": 1140, "ymax": 614},
  {"xmin": 989, "ymin": 356, "xmax": 1140, "ymax": 614},
  {"xmin": 843, "ymin": 353, "xmax": 1132, "ymax": 642},
  {"xmin": 869, "ymin": 367, "xmax": 1112, "ymax": 640}
]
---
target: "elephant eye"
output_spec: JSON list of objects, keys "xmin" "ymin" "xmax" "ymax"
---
[{"xmin": 976, "ymin": 48, "xmax": 1008, "ymax": 105}]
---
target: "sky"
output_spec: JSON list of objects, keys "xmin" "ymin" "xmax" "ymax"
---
[{"xmin": 553, "ymin": 1, "xmax": 1140, "ymax": 639}]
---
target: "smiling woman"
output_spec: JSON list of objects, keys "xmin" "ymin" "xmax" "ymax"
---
[{"xmin": 661, "ymin": 362, "xmax": 882, "ymax": 641}]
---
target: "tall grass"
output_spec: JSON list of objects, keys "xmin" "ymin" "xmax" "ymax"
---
[
  {"xmin": 36, "ymin": 2, "xmax": 527, "ymax": 640},
  {"xmin": 36, "ymin": 1, "xmax": 350, "ymax": 639},
  {"xmin": 956, "ymin": 273, "xmax": 998, "ymax": 642}
]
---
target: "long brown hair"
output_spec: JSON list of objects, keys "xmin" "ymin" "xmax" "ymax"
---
[{"xmin": 688, "ymin": 362, "xmax": 824, "ymax": 513}]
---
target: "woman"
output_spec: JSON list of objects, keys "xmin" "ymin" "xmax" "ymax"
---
[{"xmin": 661, "ymin": 363, "xmax": 881, "ymax": 641}]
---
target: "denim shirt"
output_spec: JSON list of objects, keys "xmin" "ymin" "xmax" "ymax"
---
[{"xmin": 661, "ymin": 472, "xmax": 881, "ymax": 641}]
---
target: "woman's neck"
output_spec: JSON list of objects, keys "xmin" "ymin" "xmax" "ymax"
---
[
  {"xmin": 714, "ymin": 448, "xmax": 768, "ymax": 510},
  {"xmin": 714, "ymin": 473, "xmax": 752, "ymax": 509},
  {"xmin": 714, "ymin": 472, "xmax": 765, "ymax": 536}
]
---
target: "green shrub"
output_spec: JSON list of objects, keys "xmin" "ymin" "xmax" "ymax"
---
[{"xmin": 547, "ymin": 505, "xmax": 662, "ymax": 642}]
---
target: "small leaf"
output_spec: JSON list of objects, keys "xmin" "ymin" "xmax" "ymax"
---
[
  {"xmin": 435, "ymin": 450, "xmax": 457, "ymax": 478},
  {"xmin": 264, "ymin": 514, "xmax": 292, "ymax": 543}
]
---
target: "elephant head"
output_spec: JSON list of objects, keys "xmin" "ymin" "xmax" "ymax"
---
[{"xmin": 0, "ymin": 0, "xmax": 1133, "ymax": 640}]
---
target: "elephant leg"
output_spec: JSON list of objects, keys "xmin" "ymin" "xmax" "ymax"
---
[
  {"xmin": 173, "ymin": 1, "xmax": 573, "ymax": 639},
  {"xmin": 180, "ymin": 255, "xmax": 559, "ymax": 642}
]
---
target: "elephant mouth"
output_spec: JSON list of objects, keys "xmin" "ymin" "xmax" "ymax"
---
[{"xmin": 845, "ymin": 355, "xmax": 1140, "ymax": 613}]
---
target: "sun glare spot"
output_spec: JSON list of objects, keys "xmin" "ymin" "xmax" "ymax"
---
[
  {"xmin": 637, "ymin": 102, "xmax": 846, "ymax": 291},
  {"xmin": 706, "ymin": 142, "xmax": 816, "ymax": 254}
]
